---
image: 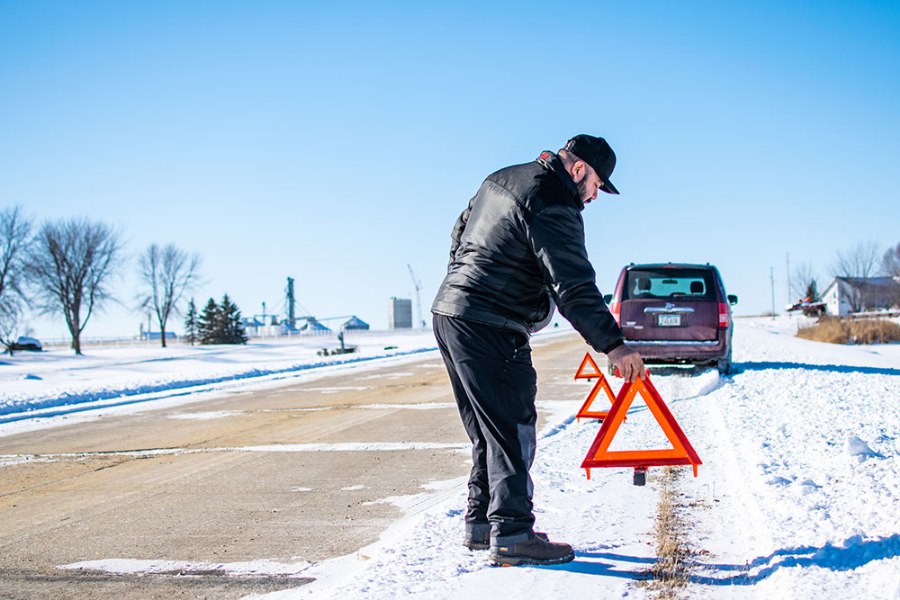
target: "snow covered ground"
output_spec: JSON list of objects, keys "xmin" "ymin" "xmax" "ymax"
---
[
  {"xmin": 1, "ymin": 317, "xmax": 898, "ymax": 599},
  {"xmin": 0, "ymin": 330, "xmax": 441, "ymax": 433}
]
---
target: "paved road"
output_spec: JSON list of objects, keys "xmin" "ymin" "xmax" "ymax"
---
[{"xmin": 0, "ymin": 332, "xmax": 596, "ymax": 599}]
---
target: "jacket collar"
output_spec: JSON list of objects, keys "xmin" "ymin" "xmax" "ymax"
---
[{"xmin": 536, "ymin": 151, "xmax": 583, "ymax": 211}]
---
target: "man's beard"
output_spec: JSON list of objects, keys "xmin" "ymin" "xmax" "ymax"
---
[{"xmin": 576, "ymin": 178, "xmax": 592, "ymax": 203}]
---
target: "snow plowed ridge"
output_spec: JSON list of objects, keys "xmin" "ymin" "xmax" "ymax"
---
[
  {"xmin": 674, "ymin": 320, "xmax": 900, "ymax": 598},
  {"xmin": 0, "ymin": 337, "xmax": 440, "ymax": 426},
  {"xmin": 648, "ymin": 368, "xmax": 724, "ymax": 403},
  {"xmin": 0, "ymin": 349, "xmax": 435, "ymax": 418}
]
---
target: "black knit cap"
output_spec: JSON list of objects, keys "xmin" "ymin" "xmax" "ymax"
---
[{"xmin": 565, "ymin": 134, "xmax": 620, "ymax": 195}]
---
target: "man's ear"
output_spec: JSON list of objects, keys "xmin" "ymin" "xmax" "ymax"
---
[{"xmin": 571, "ymin": 160, "xmax": 587, "ymax": 183}]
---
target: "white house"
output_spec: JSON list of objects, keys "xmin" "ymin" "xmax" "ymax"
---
[{"xmin": 821, "ymin": 276, "xmax": 900, "ymax": 316}]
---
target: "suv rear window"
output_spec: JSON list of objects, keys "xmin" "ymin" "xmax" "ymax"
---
[{"xmin": 623, "ymin": 268, "xmax": 717, "ymax": 301}]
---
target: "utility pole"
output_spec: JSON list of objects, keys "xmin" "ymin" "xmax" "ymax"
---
[
  {"xmin": 786, "ymin": 252, "xmax": 792, "ymax": 304},
  {"xmin": 407, "ymin": 264, "xmax": 423, "ymax": 330},
  {"xmin": 770, "ymin": 267, "xmax": 776, "ymax": 319}
]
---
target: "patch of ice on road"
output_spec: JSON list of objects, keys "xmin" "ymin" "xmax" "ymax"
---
[
  {"xmin": 0, "ymin": 454, "xmax": 58, "ymax": 467},
  {"xmin": 362, "ymin": 493, "xmax": 432, "ymax": 510},
  {"xmin": 358, "ymin": 402, "xmax": 456, "ymax": 411},
  {"xmin": 0, "ymin": 442, "xmax": 471, "ymax": 466},
  {"xmin": 341, "ymin": 484, "xmax": 366, "ymax": 491},
  {"xmin": 422, "ymin": 478, "xmax": 465, "ymax": 491},
  {"xmin": 167, "ymin": 411, "xmax": 242, "ymax": 420},
  {"xmin": 236, "ymin": 442, "xmax": 468, "ymax": 453},
  {"xmin": 59, "ymin": 558, "xmax": 313, "ymax": 577},
  {"xmin": 361, "ymin": 477, "xmax": 467, "ymax": 512}
]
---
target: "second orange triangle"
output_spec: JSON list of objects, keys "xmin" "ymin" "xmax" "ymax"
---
[{"xmin": 574, "ymin": 352, "xmax": 616, "ymax": 421}]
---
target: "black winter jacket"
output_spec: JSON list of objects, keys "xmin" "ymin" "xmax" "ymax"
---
[{"xmin": 431, "ymin": 151, "xmax": 624, "ymax": 354}]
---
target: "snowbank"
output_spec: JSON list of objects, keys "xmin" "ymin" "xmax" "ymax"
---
[{"xmin": 0, "ymin": 331, "xmax": 440, "ymax": 427}]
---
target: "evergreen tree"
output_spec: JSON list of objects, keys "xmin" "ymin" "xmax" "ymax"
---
[
  {"xmin": 183, "ymin": 298, "xmax": 198, "ymax": 346},
  {"xmin": 804, "ymin": 280, "xmax": 819, "ymax": 302},
  {"xmin": 195, "ymin": 295, "xmax": 247, "ymax": 345},
  {"xmin": 220, "ymin": 294, "xmax": 248, "ymax": 344},
  {"xmin": 198, "ymin": 297, "xmax": 220, "ymax": 345}
]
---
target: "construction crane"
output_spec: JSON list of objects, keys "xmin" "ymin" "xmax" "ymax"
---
[{"xmin": 407, "ymin": 264, "xmax": 423, "ymax": 330}]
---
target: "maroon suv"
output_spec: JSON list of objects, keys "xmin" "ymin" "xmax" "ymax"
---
[{"xmin": 605, "ymin": 263, "xmax": 738, "ymax": 374}]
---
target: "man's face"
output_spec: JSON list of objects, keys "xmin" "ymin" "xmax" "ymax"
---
[{"xmin": 576, "ymin": 163, "xmax": 605, "ymax": 204}]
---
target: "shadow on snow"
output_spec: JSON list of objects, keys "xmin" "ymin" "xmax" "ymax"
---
[
  {"xmin": 539, "ymin": 550, "xmax": 653, "ymax": 580},
  {"xmin": 690, "ymin": 534, "xmax": 900, "ymax": 586},
  {"xmin": 734, "ymin": 361, "xmax": 899, "ymax": 377},
  {"xmin": 541, "ymin": 534, "xmax": 899, "ymax": 584}
]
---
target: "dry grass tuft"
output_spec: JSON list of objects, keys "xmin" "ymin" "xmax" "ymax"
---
[
  {"xmin": 796, "ymin": 317, "xmax": 900, "ymax": 344},
  {"xmin": 642, "ymin": 467, "xmax": 693, "ymax": 599}
]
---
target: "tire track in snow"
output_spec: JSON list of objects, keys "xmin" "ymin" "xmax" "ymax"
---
[{"xmin": 641, "ymin": 370, "xmax": 756, "ymax": 597}]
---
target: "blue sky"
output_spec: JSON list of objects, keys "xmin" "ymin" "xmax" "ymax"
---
[{"xmin": 2, "ymin": 1, "xmax": 899, "ymax": 339}]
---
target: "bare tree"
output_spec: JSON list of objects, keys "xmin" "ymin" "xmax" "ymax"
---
[
  {"xmin": 0, "ymin": 299, "xmax": 24, "ymax": 355},
  {"xmin": 137, "ymin": 243, "xmax": 201, "ymax": 347},
  {"xmin": 832, "ymin": 241, "xmax": 883, "ymax": 313},
  {"xmin": 833, "ymin": 241, "xmax": 882, "ymax": 279},
  {"xmin": 883, "ymin": 242, "xmax": 900, "ymax": 309},
  {"xmin": 883, "ymin": 242, "xmax": 900, "ymax": 278},
  {"xmin": 0, "ymin": 206, "xmax": 33, "ymax": 350},
  {"xmin": 28, "ymin": 219, "xmax": 122, "ymax": 355}
]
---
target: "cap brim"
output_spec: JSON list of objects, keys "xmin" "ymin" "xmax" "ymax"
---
[{"xmin": 599, "ymin": 175, "xmax": 620, "ymax": 195}]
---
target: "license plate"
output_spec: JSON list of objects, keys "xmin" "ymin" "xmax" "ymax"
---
[{"xmin": 657, "ymin": 314, "xmax": 681, "ymax": 327}]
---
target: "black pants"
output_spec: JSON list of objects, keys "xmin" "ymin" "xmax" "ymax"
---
[{"xmin": 433, "ymin": 314, "xmax": 538, "ymax": 539}]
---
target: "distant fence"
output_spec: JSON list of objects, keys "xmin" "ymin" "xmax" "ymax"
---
[
  {"xmin": 38, "ymin": 327, "xmax": 433, "ymax": 350},
  {"xmin": 844, "ymin": 310, "xmax": 900, "ymax": 319}
]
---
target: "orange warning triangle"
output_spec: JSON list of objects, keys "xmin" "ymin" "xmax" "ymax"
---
[
  {"xmin": 581, "ymin": 373, "xmax": 701, "ymax": 479},
  {"xmin": 575, "ymin": 373, "xmax": 617, "ymax": 421},
  {"xmin": 574, "ymin": 352, "xmax": 603, "ymax": 380}
]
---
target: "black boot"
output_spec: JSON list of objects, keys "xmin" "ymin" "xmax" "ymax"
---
[{"xmin": 489, "ymin": 532, "xmax": 574, "ymax": 566}]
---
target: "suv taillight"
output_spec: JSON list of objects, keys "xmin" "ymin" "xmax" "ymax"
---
[
  {"xmin": 610, "ymin": 301, "xmax": 621, "ymax": 324},
  {"xmin": 718, "ymin": 303, "xmax": 729, "ymax": 328}
]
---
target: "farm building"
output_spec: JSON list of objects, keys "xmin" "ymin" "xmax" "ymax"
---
[{"xmin": 821, "ymin": 276, "xmax": 900, "ymax": 316}]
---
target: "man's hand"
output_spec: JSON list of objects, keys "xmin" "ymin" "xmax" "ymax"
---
[{"xmin": 607, "ymin": 344, "xmax": 645, "ymax": 382}]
